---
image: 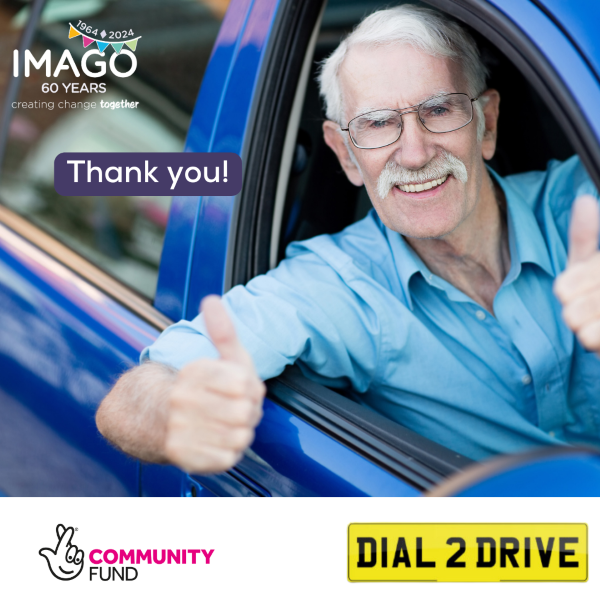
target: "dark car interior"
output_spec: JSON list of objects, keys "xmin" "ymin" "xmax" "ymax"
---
[{"xmin": 277, "ymin": 0, "xmax": 575, "ymax": 261}]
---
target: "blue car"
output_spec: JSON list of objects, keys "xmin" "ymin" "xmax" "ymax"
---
[{"xmin": 1, "ymin": 0, "xmax": 600, "ymax": 497}]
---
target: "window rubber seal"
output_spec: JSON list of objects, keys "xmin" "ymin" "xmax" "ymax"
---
[{"xmin": 269, "ymin": 367, "xmax": 474, "ymax": 490}]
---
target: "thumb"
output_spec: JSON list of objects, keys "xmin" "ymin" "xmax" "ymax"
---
[
  {"xmin": 202, "ymin": 295, "xmax": 253, "ymax": 369},
  {"xmin": 568, "ymin": 195, "xmax": 600, "ymax": 265},
  {"xmin": 39, "ymin": 548, "xmax": 54, "ymax": 562}
]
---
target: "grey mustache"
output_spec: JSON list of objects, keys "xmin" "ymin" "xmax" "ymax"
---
[{"xmin": 376, "ymin": 150, "xmax": 468, "ymax": 199}]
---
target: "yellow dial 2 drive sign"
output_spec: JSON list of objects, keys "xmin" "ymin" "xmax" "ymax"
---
[{"xmin": 348, "ymin": 523, "xmax": 587, "ymax": 582}]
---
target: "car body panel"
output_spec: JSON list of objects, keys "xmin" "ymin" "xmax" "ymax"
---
[
  {"xmin": 143, "ymin": 400, "xmax": 421, "ymax": 497},
  {"xmin": 0, "ymin": 223, "xmax": 146, "ymax": 495},
  {"xmin": 455, "ymin": 453, "xmax": 600, "ymax": 497},
  {"xmin": 154, "ymin": 0, "xmax": 256, "ymax": 322},
  {"xmin": 185, "ymin": 0, "xmax": 280, "ymax": 319},
  {"xmin": 487, "ymin": 0, "xmax": 600, "ymax": 147},
  {"xmin": 155, "ymin": 0, "xmax": 275, "ymax": 322},
  {"xmin": 531, "ymin": 0, "xmax": 600, "ymax": 84}
]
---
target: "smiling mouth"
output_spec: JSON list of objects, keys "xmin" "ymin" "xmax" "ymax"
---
[
  {"xmin": 396, "ymin": 174, "xmax": 449, "ymax": 193},
  {"xmin": 59, "ymin": 567, "xmax": 74, "ymax": 574}
]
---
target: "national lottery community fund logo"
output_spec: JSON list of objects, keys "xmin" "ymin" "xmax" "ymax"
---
[
  {"xmin": 39, "ymin": 524, "xmax": 215, "ymax": 583},
  {"xmin": 39, "ymin": 525, "xmax": 84, "ymax": 581}
]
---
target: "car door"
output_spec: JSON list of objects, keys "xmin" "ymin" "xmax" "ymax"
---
[
  {"xmin": 0, "ymin": 0, "xmax": 235, "ymax": 496},
  {"xmin": 140, "ymin": 0, "xmax": 600, "ymax": 497}
]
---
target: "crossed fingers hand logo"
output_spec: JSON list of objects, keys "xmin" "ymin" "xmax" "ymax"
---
[{"xmin": 39, "ymin": 524, "xmax": 84, "ymax": 581}]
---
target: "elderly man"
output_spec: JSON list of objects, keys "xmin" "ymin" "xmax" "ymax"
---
[{"xmin": 97, "ymin": 5, "xmax": 600, "ymax": 471}]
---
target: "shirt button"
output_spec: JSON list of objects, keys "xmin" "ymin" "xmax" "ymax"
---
[
  {"xmin": 521, "ymin": 374, "xmax": 532, "ymax": 385},
  {"xmin": 549, "ymin": 431, "xmax": 555, "ymax": 437},
  {"xmin": 475, "ymin": 310, "xmax": 486, "ymax": 321},
  {"xmin": 545, "ymin": 383, "xmax": 550, "ymax": 392}
]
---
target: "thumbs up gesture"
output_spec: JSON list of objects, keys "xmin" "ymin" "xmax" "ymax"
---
[
  {"xmin": 554, "ymin": 195, "xmax": 600, "ymax": 353},
  {"xmin": 164, "ymin": 296, "xmax": 266, "ymax": 474}
]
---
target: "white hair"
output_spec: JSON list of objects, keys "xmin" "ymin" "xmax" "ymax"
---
[{"xmin": 318, "ymin": 4, "xmax": 490, "ymax": 140}]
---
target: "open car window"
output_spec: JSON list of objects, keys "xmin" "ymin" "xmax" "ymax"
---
[{"xmin": 233, "ymin": 0, "xmax": 600, "ymax": 489}]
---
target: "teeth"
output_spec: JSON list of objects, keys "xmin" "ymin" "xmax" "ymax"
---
[{"xmin": 398, "ymin": 175, "xmax": 448, "ymax": 193}]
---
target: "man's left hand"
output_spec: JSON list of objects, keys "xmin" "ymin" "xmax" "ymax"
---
[{"xmin": 555, "ymin": 194, "xmax": 600, "ymax": 353}]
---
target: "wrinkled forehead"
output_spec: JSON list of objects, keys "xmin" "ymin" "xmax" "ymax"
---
[{"xmin": 339, "ymin": 43, "xmax": 465, "ymax": 121}]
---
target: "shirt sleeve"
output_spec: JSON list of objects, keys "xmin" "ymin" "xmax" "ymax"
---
[{"xmin": 141, "ymin": 241, "xmax": 383, "ymax": 392}]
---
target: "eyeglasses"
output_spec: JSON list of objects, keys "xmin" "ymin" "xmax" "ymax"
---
[{"xmin": 341, "ymin": 93, "xmax": 479, "ymax": 149}]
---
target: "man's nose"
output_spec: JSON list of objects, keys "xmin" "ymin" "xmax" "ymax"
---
[{"xmin": 392, "ymin": 111, "xmax": 435, "ymax": 169}]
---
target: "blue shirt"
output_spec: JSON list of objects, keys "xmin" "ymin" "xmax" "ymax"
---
[{"xmin": 143, "ymin": 156, "xmax": 600, "ymax": 461}]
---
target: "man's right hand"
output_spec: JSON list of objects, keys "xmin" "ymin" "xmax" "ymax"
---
[{"xmin": 163, "ymin": 295, "xmax": 265, "ymax": 473}]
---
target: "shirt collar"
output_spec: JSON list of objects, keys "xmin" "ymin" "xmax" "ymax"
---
[
  {"xmin": 384, "ymin": 222, "xmax": 441, "ymax": 310},
  {"xmin": 490, "ymin": 166, "xmax": 554, "ymax": 280},
  {"xmin": 382, "ymin": 165, "xmax": 555, "ymax": 309}
]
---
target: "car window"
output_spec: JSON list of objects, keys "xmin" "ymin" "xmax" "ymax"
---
[
  {"xmin": 255, "ymin": 0, "xmax": 600, "ymax": 468},
  {"xmin": 0, "ymin": 0, "xmax": 230, "ymax": 299}
]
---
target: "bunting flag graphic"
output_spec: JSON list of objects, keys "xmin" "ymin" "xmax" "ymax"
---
[{"xmin": 67, "ymin": 23, "xmax": 141, "ymax": 54}]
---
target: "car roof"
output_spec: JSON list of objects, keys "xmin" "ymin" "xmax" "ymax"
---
[{"xmin": 516, "ymin": 0, "xmax": 600, "ymax": 83}]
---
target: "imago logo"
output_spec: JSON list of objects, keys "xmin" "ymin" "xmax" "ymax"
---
[
  {"xmin": 13, "ymin": 20, "xmax": 140, "ymax": 92},
  {"xmin": 39, "ymin": 524, "xmax": 84, "ymax": 581}
]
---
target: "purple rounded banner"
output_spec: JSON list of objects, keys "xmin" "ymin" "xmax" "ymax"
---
[{"xmin": 54, "ymin": 152, "xmax": 242, "ymax": 196}]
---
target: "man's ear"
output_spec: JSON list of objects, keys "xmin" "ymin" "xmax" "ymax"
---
[
  {"xmin": 480, "ymin": 89, "xmax": 500, "ymax": 161},
  {"xmin": 322, "ymin": 120, "xmax": 364, "ymax": 186}
]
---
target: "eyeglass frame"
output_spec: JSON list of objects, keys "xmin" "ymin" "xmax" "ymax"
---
[{"xmin": 340, "ymin": 92, "xmax": 480, "ymax": 150}]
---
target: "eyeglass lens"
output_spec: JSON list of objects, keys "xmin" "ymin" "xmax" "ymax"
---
[{"xmin": 349, "ymin": 93, "xmax": 473, "ymax": 149}]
